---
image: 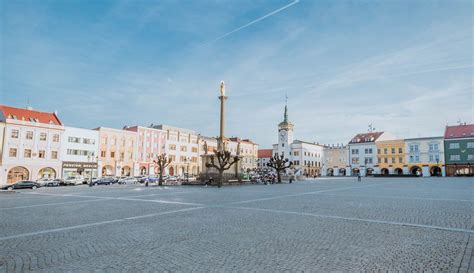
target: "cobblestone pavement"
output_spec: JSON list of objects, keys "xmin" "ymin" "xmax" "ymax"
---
[{"xmin": 0, "ymin": 177, "xmax": 472, "ymax": 272}]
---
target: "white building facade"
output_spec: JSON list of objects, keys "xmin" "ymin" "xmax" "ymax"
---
[
  {"xmin": 405, "ymin": 136, "xmax": 445, "ymax": 177},
  {"xmin": 153, "ymin": 125, "xmax": 200, "ymax": 177},
  {"xmin": 0, "ymin": 105, "xmax": 64, "ymax": 185},
  {"xmin": 61, "ymin": 126, "xmax": 99, "ymax": 179},
  {"xmin": 348, "ymin": 131, "xmax": 395, "ymax": 176}
]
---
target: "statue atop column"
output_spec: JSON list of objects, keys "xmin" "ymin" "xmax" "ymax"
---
[{"xmin": 220, "ymin": 81, "xmax": 225, "ymax": 97}]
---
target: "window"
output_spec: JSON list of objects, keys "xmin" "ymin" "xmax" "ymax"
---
[
  {"xmin": 378, "ymin": 158, "xmax": 381, "ymax": 163},
  {"xmin": 467, "ymin": 142, "xmax": 474, "ymax": 148},
  {"xmin": 468, "ymin": 155, "xmax": 474, "ymax": 160},
  {"xmin": 180, "ymin": 146, "xmax": 187, "ymax": 152},
  {"xmin": 83, "ymin": 138, "xmax": 95, "ymax": 144},
  {"xmin": 384, "ymin": 148, "xmax": 388, "ymax": 154},
  {"xmin": 24, "ymin": 149, "xmax": 32, "ymax": 158},
  {"xmin": 101, "ymin": 138, "xmax": 107, "ymax": 145},
  {"xmin": 11, "ymin": 129, "xmax": 19, "ymax": 138},
  {"xmin": 110, "ymin": 151, "xmax": 115, "ymax": 158},
  {"xmin": 398, "ymin": 157, "xmax": 403, "ymax": 163},
  {"xmin": 415, "ymin": 155, "xmax": 420, "ymax": 162},
  {"xmin": 68, "ymin": 137, "xmax": 80, "ymax": 143},
  {"xmin": 351, "ymin": 157, "xmax": 359, "ymax": 164},
  {"xmin": 391, "ymin": 157, "xmax": 395, "ymax": 163},
  {"xmin": 101, "ymin": 151, "xmax": 106, "ymax": 157},
  {"xmin": 191, "ymin": 147, "xmax": 198, "ymax": 153},
  {"xmin": 53, "ymin": 134, "xmax": 60, "ymax": 142},
  {"xmin": 294, "ymin": 151, "xmax": 299, "ymax": 156},
  {"xmin": 366, "ymin": 158, "xmax": 373, "ymax": 164},
  {"xmin": 51, "ymin": 151, "xmax": 58, "ymax": 159},
  {"xmin": 9, "ymin": 148, "xmax": 17, "ymax": 157},
  {"xmin": 169, "ymin": 144, "xmax": 176, "ymax": 150},
  {"xmin": 391, "ymin": 148, "xmax": 395, "ymax": 154},
  {"xmin": 429, "ymin": 144, "xmax": 439, "ymax": 151},
  {"xmin": 377, "ymin": 149, "xmax": 381, "ymax": 154},
  {"xmin": 121, "ymin": 140, "xmax": 125, "ymax": 146},
  {"xmin": 351, "ymin": 149, "xmax": 359, "ymax": 155},
  {"xmin": 38, "ymin": 150, "xmax": 45, "ymax": 158},
  {"xmin": 398, "ymin": 148, "xmax": 403, "ymax": 154},
  {"xmin": 409, "ymin": 144, "xmax": 419, "ymax": 152},
  {"xmin": 26, "ymin": 131, "xmax": 33, "ymax": 140},
  {"xmin": 450, "ymin": 155, "xmax": 460, "ymax": 161},
  {"xmin": 120, "ymin": 152, "xmax": 124, "ymax": 160},
  {"xmin": 40, "ymin": 133, "xmax": 47, "ymax": 141},
  {"xmin": 449, "ymin": 143, "xmax": 460, "ymax": 149},
  {"xmin": 384, "ymin": 158, "xmax": 388, "ymax": 163}
]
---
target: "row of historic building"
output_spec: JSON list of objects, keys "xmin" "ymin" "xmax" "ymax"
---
[
  {"xmin": 0, "ymin": 104, "xmax": 258, "ymax": 185},
  {"xmin": 257, "ymin": 103, "xmax": 474, "ymax": 177}
]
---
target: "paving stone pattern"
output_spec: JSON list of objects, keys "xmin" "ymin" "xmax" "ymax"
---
[{"xmin": 0, "ymin": 177, "xmax": 472, "ymax": 272}]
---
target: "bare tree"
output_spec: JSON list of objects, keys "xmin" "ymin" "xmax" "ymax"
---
[
  {"xmin": 153, "ymin": 153, "xmax": 172, "ymax": 186},
  {"xmin": 267, "ymin": 153, "xmax": 293, "ymax": 183},
  {"xmin": 205, "ymin": 149, "xmax": 240, "ymax": 188}
]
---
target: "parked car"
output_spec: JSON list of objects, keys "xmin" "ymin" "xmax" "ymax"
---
[
  {"xmin": 45, "ymin": 179, "xmax": 61, "ymax": 187},
  {"xmin": 135, "ymin": 176, "xmax": 147, "ymax": 183},
  {"xmin": 93, "ymin": 177, "xmax": 115, "ymax": 185},
  {"xmin": 1, "ymin": 181, "xmax": 40, "ymax": 190},
  {"xmin": 36, "ymin": 178, "xmax": 54, "ymax": 187},
  {"xmin": 64, "ymin": 177, "xmax": 83, "ymax": 186},
  {"xmin": 118, "ymin": 177, "xmax": 138, "ymax": 184}
]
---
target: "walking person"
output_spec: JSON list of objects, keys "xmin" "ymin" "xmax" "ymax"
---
[{"xmin": 357, "ymin": 172, "xmax": 361, "ymax": 182}]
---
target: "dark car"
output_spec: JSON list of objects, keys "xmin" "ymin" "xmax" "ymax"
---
[
  {"xmin": 1, "ymin": 181, "xmax": 40, "ymax": 190},
  {"xmin": 93, "ymin": 177, "xmax": 115, "ymax": 186}
]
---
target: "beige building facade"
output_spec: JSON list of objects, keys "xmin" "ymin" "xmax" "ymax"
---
[{"xmin": 96, "ymin": 127, "xmax": 138, "ymax": 177}]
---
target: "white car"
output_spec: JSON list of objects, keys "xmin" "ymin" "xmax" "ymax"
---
[
  {"xmin": 36, "ymin": 178, "xmax": 53, "ymax": 186},
  {"xmin": 64, "ymin": 177, "xmax": 83, "ymax": 186},
  {"xmin": 118, "ymin": 177, "xmax": 138, "ymax": 184}
]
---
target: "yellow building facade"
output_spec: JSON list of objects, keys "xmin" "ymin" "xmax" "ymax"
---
[{"xmin": 376, "ymin": 139, "xmax": 405, "ymax": 175}]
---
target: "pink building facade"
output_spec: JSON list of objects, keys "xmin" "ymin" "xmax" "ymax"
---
[{"xmin": 125, "ymin": 126, "xmax": 166, "ymax": 175}]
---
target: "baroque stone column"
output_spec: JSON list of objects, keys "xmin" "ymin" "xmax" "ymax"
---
[{"xmin": 218, "ymin": 81, "xmax": 228, "ymax": 151}]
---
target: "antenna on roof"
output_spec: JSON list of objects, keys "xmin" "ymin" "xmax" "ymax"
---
[
  {"xmin": 368, "ymin": 124, "xmax": 375, "ymax": 132},
  {"xmin": 457, "ymin": 118, "xmax": 462, "ymax": 125}
]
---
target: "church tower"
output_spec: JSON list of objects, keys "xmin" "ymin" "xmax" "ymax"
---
[{"xmin": 277, "ymin": 97, "xmax": 294, "ymax": 158}]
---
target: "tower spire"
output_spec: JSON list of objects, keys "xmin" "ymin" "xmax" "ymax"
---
[{"xmin": 284, "ymin": 94, "xmax": 288, "ymax": 123}]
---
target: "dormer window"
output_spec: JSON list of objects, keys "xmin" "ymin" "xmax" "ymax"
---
[
  {"xmin": 29, "ymin": 118, "xmax": 35, "ymax": 122},
  {"xmin": 12, "ymin": 115, "xmax": 17, "ymax": 119}
]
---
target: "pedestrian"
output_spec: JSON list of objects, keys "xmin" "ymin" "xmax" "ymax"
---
[{"xmin": 357, "ymin": 173, "xmax": 361, "ymax": 182}]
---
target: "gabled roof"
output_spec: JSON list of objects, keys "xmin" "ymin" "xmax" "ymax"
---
[
  {"xmin": 258, "ymin": 149, "xmax": 273, "ymax": 158},
  {"xmin": 229, "ymin": 137, "xmax": 257, "ymax": 145},
  {"xmin": 444, "ymin": 124, "xmax": 474, "ymax": 139},
  {"xmin": 349, "ymin": 132, "xmax": 384, "ymax": 144},
  {"xmin": 0, "ymin": 105, "xmax": 62, "ymax": 125}
]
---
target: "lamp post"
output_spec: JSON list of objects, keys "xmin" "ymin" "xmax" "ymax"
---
[{"xmin": 186, "ymin": 157, "xmax": 190, "ymax": 183}]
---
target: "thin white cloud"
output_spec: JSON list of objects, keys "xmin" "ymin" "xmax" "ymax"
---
[{"xmin": 204, "ymin": 0, "xmax": 300, "ymax": 45}]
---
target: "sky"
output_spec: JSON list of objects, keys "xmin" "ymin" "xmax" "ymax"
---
[{"xmin": 1, "ymin": 0, "xmax": 472, "ymax": 147}]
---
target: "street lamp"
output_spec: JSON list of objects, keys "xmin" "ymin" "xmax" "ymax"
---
[{"xmin": 184, "ymin": 157, "xmax": 190, "ymax": 183}]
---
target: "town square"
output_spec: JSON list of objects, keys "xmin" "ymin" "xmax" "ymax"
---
[
  {"xmin": 1, "ymin": 0, "xmax": 473, "ymax": 272},
  {"xmin": 1, "ymin": 177, "xmax": 473, "ymax": 272}
]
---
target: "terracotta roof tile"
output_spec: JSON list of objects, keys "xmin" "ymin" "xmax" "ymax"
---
[
  {"xmin": 349, "ymin": 132, "xmax": 384, "ymax": 144},
  {"xmin": 444, "ymin": 124, "xmax": 474, "ymax": 139},
  {"xmin": 0, "ymin": 105, "xmax": 62, "ymax": 125},
  {"xmin": 258, "ymin": 149, "xmax": 273, "ymax": 158}
]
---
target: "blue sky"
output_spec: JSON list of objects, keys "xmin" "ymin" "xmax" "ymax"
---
[{"xmin": 1, "ymin": 0, "xmax": 472, "ymax": 147}]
